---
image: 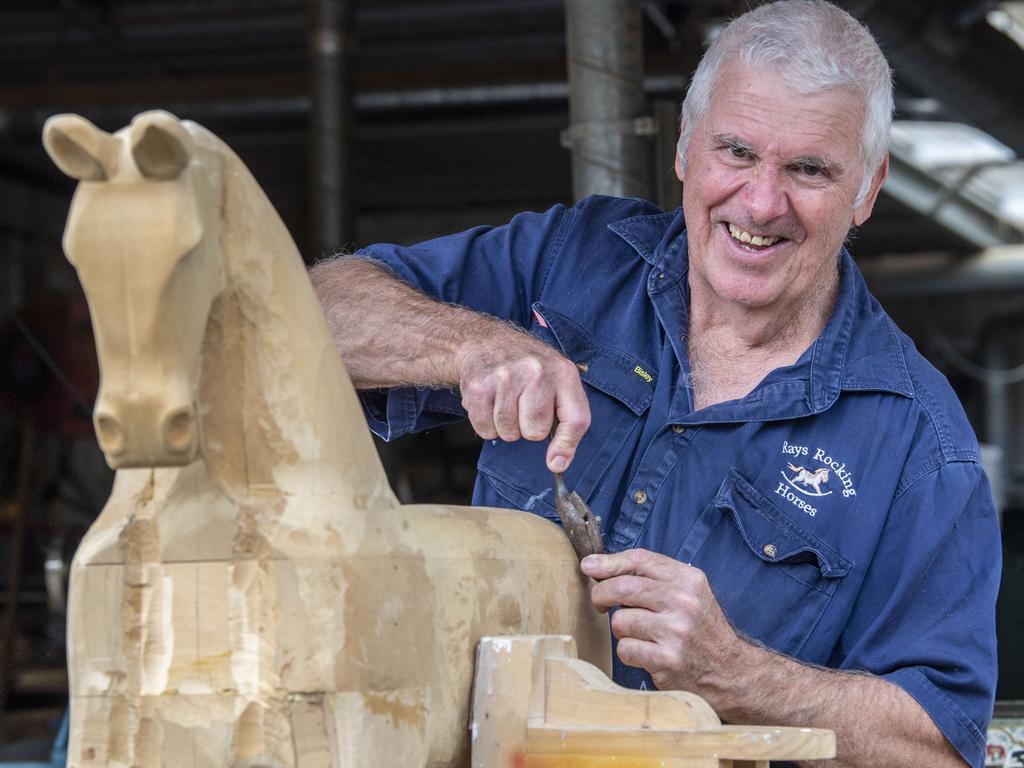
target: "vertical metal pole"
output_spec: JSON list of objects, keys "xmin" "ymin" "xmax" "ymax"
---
[
  {"xmin": 564, "ymin": 0, "xmax": 650, "ymax": 200},
  {"xmin": 984, "ymin": 340, "xmax": 1009, "ymax": 527},
  {"xmin": 309, "ymin": 0, "xmax": 354, "ymax": 259},
  {"xmin": 654, "ymin": 98, "xmax": 683, "ymax": 210}
]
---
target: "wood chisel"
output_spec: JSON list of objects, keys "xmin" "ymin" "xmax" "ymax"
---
[{"xmin": 552, "ymin": 469, "xmax": 604, "ymax": 562}]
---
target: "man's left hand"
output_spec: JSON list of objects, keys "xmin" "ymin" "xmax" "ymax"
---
[
  {"xmin": 582, "ymin": 549, "xmax": 964, "ymax": 768},
  {"xmin": 581, "ymin": 548, "xmax": 745, "ymax": 695}
]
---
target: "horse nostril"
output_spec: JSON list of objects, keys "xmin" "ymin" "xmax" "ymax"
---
[
  {"xmin": 95, "ymin": 412, "xmax": 126, "ymax": 455},
  {"xmin": 162, "ymin": 408, "xmax": 195, "ymax": 454}
]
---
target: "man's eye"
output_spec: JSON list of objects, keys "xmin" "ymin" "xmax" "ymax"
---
[
  {"xmin": 798, "ymin": 163, "xmax": 825, "ymax": 177},
  {"xmin": 728, "ymin": 145, "xmax": 750, "ymax": 159}
]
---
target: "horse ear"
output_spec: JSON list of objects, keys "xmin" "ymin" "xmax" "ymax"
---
[
  {"xmin": 42, "ymin": 114, "xmax": 114, "ymax": 181},
  {"xmin": 130, "ymin": 110, "xmax": 191, "ymax": 180}
]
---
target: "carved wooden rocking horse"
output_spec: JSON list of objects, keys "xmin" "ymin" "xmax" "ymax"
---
[
  {"xmin": 43, "ymin": 110, "xmax": 612, "ymax": 767},
  {"xmin": 44, "ymin": 111, "xmax": 835, "ymax": 768}
]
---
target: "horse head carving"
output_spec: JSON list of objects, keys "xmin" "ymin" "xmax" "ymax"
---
[{"xmin": 45, "ymin": 111, "xmax": 224, "ymax": 467}]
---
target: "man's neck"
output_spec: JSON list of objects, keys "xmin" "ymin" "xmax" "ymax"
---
[{"xmin": 686, "ymin": 269, "xmax": 840, "ymax": 410}]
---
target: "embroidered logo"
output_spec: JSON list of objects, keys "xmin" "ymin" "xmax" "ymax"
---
[{"xmin": 775, "ymin": 441, "xmax": 858, "ymax": 517}]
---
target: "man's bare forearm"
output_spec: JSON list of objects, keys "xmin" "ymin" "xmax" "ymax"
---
[
  {"xmin": 309, "ymin": 256, "xmax": 500, "ymax": 389},
  {"xmin": 308, "ymin": 255, "xmax": 591, "ymax": 468},
  {"xmin": 712, "ymin": 641, "xmax": 964, "ymax": 767}
]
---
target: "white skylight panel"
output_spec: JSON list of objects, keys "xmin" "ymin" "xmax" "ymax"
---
[
  {"xmin": 890, "ymin": 121, "xmax": 1016, "ymax": 170},
  {"xmin": 987, "ymin": 2, "xmax": 1024, "ymax": 50}
]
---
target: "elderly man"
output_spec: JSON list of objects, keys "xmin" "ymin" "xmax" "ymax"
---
[{"xmin": 310, "ymin": 1, "xmax": 1000, "ymax": 765}]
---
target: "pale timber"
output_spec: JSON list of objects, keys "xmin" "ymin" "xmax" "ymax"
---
[
  {"xmin": 472, "ymin": 636, "xmax": 836, "ymax": 768},
  {"xmin": 43, "ymin": 110, "xmax": 611, "ymax": 768}
]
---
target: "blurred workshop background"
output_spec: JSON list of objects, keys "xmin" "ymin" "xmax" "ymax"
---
[{"xmin": 1, "ymin": 0, "xmax": 1024, "ymax": 764}]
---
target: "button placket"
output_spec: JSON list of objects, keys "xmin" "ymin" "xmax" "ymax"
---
[{"xmin": 608, "ymin": 428, "xmax": 691, "ymax": 550}]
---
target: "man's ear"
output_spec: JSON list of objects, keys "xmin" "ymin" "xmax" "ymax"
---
[
  {"xmin": 853, "ymin": 155, "xmax": 889, "ymax": 226},
  {"xmin": 675, "ymin": 119, "xmax": 687, "ymax": 183}
]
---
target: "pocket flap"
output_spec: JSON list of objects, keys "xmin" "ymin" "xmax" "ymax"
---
[
  {"xmin": 477, "ymin": 468, "xmax": 561, "ymax": 522},
  {"xmin": 715, "ymin": 471, "xmax": 851, "ymax": 578},
  {"xmin": 532, "ymin": 302, "xmax": 656, "ymax": 415}
]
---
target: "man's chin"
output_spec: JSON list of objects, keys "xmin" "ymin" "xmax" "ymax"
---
[{"xmin": 706, "ymin": 273, "xmax": 783, "ymax": 310}]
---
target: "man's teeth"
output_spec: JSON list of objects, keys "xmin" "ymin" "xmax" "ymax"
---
[{"xmin": 728, "ymin": 223, "xmax": 780, "ymax": 247}]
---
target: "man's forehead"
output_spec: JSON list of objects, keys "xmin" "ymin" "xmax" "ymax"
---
[{"xmin": 704, "ymin": 66, "xmax": 864, "ymax": 159}]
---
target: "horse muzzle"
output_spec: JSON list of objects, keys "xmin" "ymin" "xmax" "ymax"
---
[{"xmin": 94, "ymin": 395, "xmax": 199, "ymax": 468}]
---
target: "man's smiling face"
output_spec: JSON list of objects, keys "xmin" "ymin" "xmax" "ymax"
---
[{"xmin": 677, "ymin": 63, "xmax": 887, "ymax": 313}]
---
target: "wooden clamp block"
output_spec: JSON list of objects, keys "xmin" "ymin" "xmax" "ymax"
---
[{"xmin": 471, "ymin": 636, "xmax": 836, "ymax": 768}]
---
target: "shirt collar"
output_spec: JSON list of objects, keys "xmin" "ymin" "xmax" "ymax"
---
[
  {"xmin": 806, "ymin": 248, "xmax": 914, "ymax": 409},
  {"xmin": 608, "ymin": 208, "xmax": 687, "ymax": 277},
  {"xmin": 608, "ymin": 209, "xmax": 914, "ymax": 422}
]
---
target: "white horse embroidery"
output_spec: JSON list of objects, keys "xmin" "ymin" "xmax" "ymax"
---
[{"xmin": 787, "ymin": 463, "xmax": 830, "ymax": 495}]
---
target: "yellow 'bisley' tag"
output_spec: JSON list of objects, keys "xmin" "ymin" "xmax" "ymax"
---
[{"xmin": 633, "ymin": 365, "xmax": 653, "ymax": 383}]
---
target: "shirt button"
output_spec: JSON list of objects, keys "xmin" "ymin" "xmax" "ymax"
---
[
  {"xmin": 671, "ymin": 424, "xmax": 686, "ymax": 434},
  {"xmin": 632, "ymin": 489, "xmax": 648, "ymax": 504},
  {"xmin": 576, "ymin": 361, "xmax": 589, "ymax": 373},
  {"xmin": 763, "ymin": 543, "xmax": 777, "ymax": 558}
]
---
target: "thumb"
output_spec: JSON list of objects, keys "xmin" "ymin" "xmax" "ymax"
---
[{"xmin": 547, "ymin": 411, "xmax": 589, "ymax": 474}]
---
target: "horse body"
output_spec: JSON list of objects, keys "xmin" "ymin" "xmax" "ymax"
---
[
  {"xmin": 786, "ymin": 463, "xmax": 830, "ymax": 495},
  {"xmin": 46, "ymin": 111, "xmax": 610, "ymax": 768}
]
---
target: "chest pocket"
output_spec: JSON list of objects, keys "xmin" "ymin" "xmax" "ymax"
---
[
  {"xmin": 476, "ymin": 302, "xmax": 656, "ymax": 522},
  {"xmin": 676, "ymin": 471, "xmax": 852, "ymax": 657}
]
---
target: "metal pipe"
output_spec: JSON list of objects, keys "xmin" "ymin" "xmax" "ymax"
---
[
  {"xmin": 564, "ymin": 0, "xmax": 650, "ymax": 199},
  {"xmin": 5, "ymin": 75, "xmax": 688, "ymax": 140},
  {"xmin": 309, "ymin": 0, "xmax": 354, "ymax": 259},
  {"xmin": 983, "ymin": 341, "xmax": 1008, "ymax": 526},
  {"xmin": 360, "ymin": 73, "xmax": 682, "ymax": 111},
  {"xmin": 860, "ymin": 247, "xmax": 1024, "ymax": 296}
]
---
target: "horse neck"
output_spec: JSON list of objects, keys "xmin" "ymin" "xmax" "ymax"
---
[{"xmin": 196, "ymin": 145, "xmax": 396, "ymax": 508}]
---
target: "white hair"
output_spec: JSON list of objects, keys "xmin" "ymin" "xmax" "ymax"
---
[{"xmin": 677, "ymin": 0, "xmax": 894, "ymax": 206}]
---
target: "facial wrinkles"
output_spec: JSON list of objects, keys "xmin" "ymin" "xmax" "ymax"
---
[
  {"xmin": 703, "ymin": 92, "xmax": 864, "ymax": 243},
  {"xmin": 677, "ymin": 62, "xmax": 876, "ymax": 339},
  {"xmin": 705, "ymin": 142, "xmax": 804, "ymax": 244},
  {"xmin": 720, "ymin": 82, "xmax": 861, "ymax": 179}
]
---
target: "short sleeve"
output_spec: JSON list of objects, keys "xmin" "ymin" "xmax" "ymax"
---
[
  {"xmin": 357, "ymin": 204, "xmax": 571, "ymax": 328},
  {"xmin": 353, "ymin": 203, "xmax": 574, "ymax": 440},
  {"xmin": 833, "ymin": 460, "xmax": 1000, "ymax": 767}
]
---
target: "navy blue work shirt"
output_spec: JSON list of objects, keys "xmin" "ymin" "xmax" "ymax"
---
[{"xmin": 357, "ymin": 195, "xmax": 1000, "ymax": 767}]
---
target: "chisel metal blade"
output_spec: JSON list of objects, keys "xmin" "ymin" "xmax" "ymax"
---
[{"xmin": 552, "ymin": 471, "xmax": 604, "ymax": 562}]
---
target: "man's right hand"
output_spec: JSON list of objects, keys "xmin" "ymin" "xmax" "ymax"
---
[
  {"xmin": 457, "ymin": 330, "xmax": 590, "ymax": 472},
  {"xmin": 310, "ymin": 256, "xmax": 590, "ymax": 471}
]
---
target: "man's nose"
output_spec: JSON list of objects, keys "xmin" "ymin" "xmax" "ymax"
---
[{"xmin": 741, "ymin": 166, "xmax": 789, "ymax": 223}]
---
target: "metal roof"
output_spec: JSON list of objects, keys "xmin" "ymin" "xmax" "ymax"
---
[{"xmin": 1, "ymin": 0, "xmax": 1021, "ymax": 255}]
